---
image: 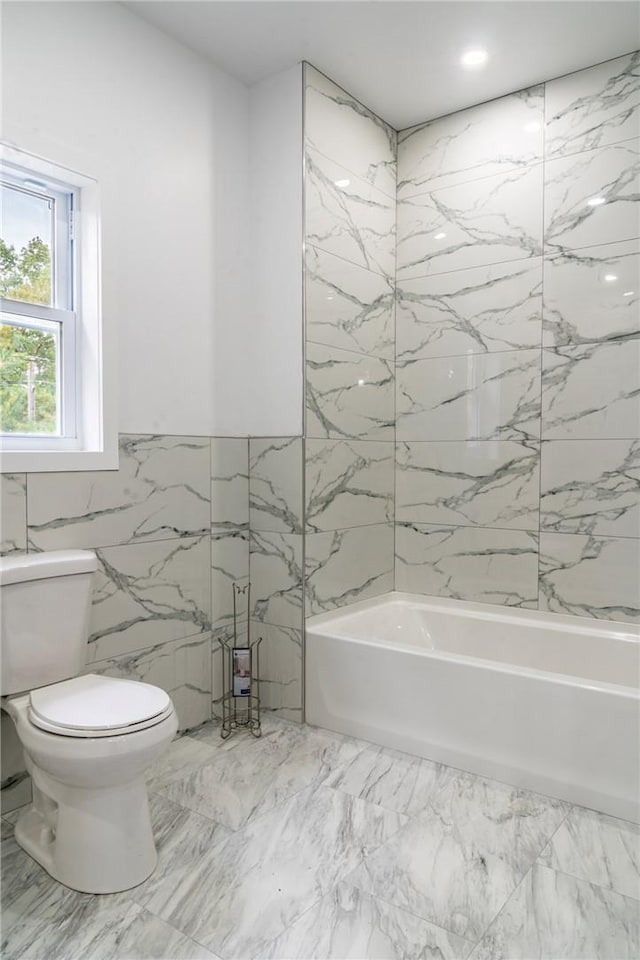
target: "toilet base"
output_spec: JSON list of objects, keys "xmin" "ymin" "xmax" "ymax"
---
[{"xmin": 16, "ymin": 769, "xmax": 158, "ymax": 894}]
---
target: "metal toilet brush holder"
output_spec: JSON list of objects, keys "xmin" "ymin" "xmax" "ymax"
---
[{"xmin": 219, "ymin": 582, "xmax": 262, "ymax": 739}]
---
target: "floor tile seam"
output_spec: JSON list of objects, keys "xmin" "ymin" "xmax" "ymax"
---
[
  {"xmin": 532, "ymin": 860, "xmax": 640, "ymax": 903},
  {"xmin": 467, "ymin": 859, "xmax": 537, "ymax": 951}
]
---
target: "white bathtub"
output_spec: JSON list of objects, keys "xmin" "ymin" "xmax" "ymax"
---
[{"xmin": 306, "ymin": 592, "xmax": 640, "ymax": 821}]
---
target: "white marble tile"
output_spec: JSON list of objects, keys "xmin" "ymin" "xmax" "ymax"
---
[
  {"xmin": 210, "ymin": 437, "xmax": 249, "ymax": 531},
  {"xmin": 470, "ymin": 863, "xmax": 640, "ymax": 959},
  {"xmin": 396, "ymin": 350, "xmax": 541, "ymax": 442},
  {"xmin": 395, "ymin": 523, "xmax": 539, "ymax": 607},
  {"xmin": 144, "ymin": 784, "xmax": 407, "ymax": 958},
  {"xmin": 396, "ymin": 440, "xmax": 540, "ymax": 530},
  {"xmin": 306, "ymin": 523, "xmax": 394, "ymax": 615},
  {"xmin": 253, "ymin": 621, "xmax": 303, "ymax": 722},
  {"xmin": 27, "ymin": 436, "xmax": 210, "ymax": 551},
  {"xmin": 543, "ymin": 240, "xmax": 640, "ymax": 346},
  {"xmin": 537, "ymin": 806, "xmax": 640, "ymax": 900},
  {"xmin": 541, "ymin": 338, "xmax": 640, "ymax": 440},
  {"xmin": 211, "ymin": 527, "xmax": 249, "ymax": 632},
  {"xmin": 0, "ymin": 712, "xmax": 30, "ymax": 814},
  {"xmin": 544, "ymin": 139, "xmax": 640, "ymax": 254},
  {"xmin": 545, "ymin": 51, "xmax": 640, "ymax": 159},
  {"xmin": 538, "ymin": 531, "xmax": 640, "ymax": 623},
  {"xmin": 0, "ymin": 474, "xmax": 26, "ymax": 555},
  {"xmin": 306, "ymin": 342, "xmax": 395, "ymax": 441},
  {"xmin": 350, "ymin": 770, "xmax": 566, "ymax": 941},
  {"xmin": 145, "ymin": 733, "xmax": 219, "ymax": 794},
  {"xmin": 305, "ymin": 146, "xmax": 396, "ymax": 280},
  {"xmin": 540, "ymin": 439, "xmax": 640, "ymax": 537},
  {"xmin": 249, "ymin": 437, "xmax": 303, "ymax": 534},
  {"xmin": 306, "ymin": 245, "xmax": 395, "ymax": 359},
  {"xmin": 305, "ymin": 65, "xmax": 396, "ymax": 199},
  {"xmin": 250, "ymin": 530, "xmax": 303, "ymax": 628},
  {"xmin": 88, "ymin": 535, "xmax": 211, "ymax": 662},
  {"xmin": 306, "ymin": 438, "xmax": 394, "ymax": 532},
  {"xmin": 258, "ymin": 881, "xmax": 473, "ymax": 960},
  {"xmin": 396, "ymin": 259, "xmax": 542, "ymax": 362},
  {"xmin": 398, "ymin": 85, "xmax": 544, "ymax": 196},
  {"xmin": 397, "ymin": 163, "xmax": 543, "ymax": 280}
]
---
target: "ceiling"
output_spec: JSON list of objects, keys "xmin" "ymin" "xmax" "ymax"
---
[{"xmin": 127, "ymin": 1, "xmax": 640, "ymax": 129}]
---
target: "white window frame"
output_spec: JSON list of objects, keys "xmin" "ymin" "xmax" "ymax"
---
[{"xmin": 0, "ymin": 144, "xmax": 117, "ymax": 472}]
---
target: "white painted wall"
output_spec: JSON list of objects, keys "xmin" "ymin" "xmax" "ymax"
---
[{"xmin": 1, "ymin": 1, "xmax": 254, "ymax": 437}]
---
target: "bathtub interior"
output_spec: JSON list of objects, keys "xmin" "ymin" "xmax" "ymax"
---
[{"xmin": 306, "ymin": 593, "xmax": 640, "ymax": 691}]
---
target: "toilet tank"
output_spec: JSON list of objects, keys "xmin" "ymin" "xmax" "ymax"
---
[{"xmin": 0, "ymin": 550, "xmax": 98, "ymax": 696}]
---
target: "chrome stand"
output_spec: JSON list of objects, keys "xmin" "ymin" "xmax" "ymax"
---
[{"xmin": 219, "ymin": 583, "xmax": 262, "ymax": 739}]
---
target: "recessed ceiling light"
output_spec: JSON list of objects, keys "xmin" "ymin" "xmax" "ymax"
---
[
  {"xmin": 604, "ymin": 274, "xmax": 618, "ymax": 283},
  {"xmin": 623, "ymin": 290, "xmax": 635, "ymax": 297},
  {"xmin": 434, "ymin": 232, "xmax": 447, "ymax": 240},
  {"xmin": 587, "ymin": 196, "xmax": 606, "ymax": 207},
  {"xmin": 334, "ymin": 178, "xmax": 350, "ymax": 188},
  {"xmin": 461, "ymin": 49, "xmax": 489, "ymax": 69}
]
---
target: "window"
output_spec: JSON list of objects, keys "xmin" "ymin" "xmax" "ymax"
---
[{"xmin": 0, "ymin": 145, "xmax": 116, "ymax": 471}]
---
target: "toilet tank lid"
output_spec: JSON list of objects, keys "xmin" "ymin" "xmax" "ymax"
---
[{"xmin": 0, "ymin": 549, "xmax": 98, "ymax": 586}]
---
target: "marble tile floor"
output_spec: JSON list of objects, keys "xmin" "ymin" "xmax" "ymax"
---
[{"xmin": 1, "ymin": 716, "xmax": 639, "ymax": 960}]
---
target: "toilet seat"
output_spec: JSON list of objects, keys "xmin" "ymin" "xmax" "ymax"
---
[{"xmin": 29, "ymin": 674, "xmax": 173, "ymax": 738}]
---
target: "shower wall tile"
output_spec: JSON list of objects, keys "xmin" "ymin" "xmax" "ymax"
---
[
  {"xmin": 88, "ymin": 534, "xmax": 210, "ymax": 663},
  {"xmin": 395, "ymin": 523, "xmax": 539, "ymax": 607},
  {"xmin": 306, "ymin": 439, "xmax": 394, "ymax": 532},
  {"xmin": 305, "ymin": 523, "xmax": 394, "ymax": 615},
  {"xmin": 211, "ymin": 528, "xmax": 249, "ymax": 631},
  {"xmin": 305, "ymin": 147, "xmax": 396, "ymax": 280},
  {"xmin": 396, "ymin": 259, "xmax": 542, "ymax": 362},
  {"xmin": 250, "ymin": 530, "xmax": 303, "ymax": 629},
  {"xmin": 26, "ymin": 436, "xmax": 210, "ymax": 552},
  {"xmin": 252, "ymin": 621, "xmax": 303, "ymax": 722},
  {"xmin": 541, "ymin": 339, "xmax": 640, "ymax": 440},
  {"xmin": 545, "ymin": 51, "xmax": 640, "ymax": 159},
  {"xmin": 211, "ymin": 438, "xmax": 249, "ymax": 532},
  {"xmin": 306, "ymin": 343, "xmax": 394, "ymax": 441},
  {"xmin": 305, "ymin": 246, "xmax": 395, "ymax": 359},
  {"xmin": 305, "ymin": 65, "xmax": 397, "ymax": 198},
  {"xmin": 544, "ymin": 139, "xmax": 640, "ymax": 254},
  {"xmin": 249, "ymin": 437, "xmax": 303, "ymax": 534},
  {"xmin": 396, "ymin": 350, "xmax": 541, "ymax": 442},
  {"xmin": 396, "ymin": 440, "xmax": 540, "ymax": 531},
  {"xmin": 542, "ymin": 241, "xmax": 640, "ymax": 346},
  {"xmin": 397, "ymin": 163, "xmax": 543, "ymax": 280},
  {"xmin": 0, "ymin": 474, "xmax": 26, "ymax": 556},
  {"xmin": 398, "ymin": 85, "xmax": 544, "ymax": 196},
  {"xmin": 540, "ymin": 439, "xmax": 640, "ymax": 537},
  {"xmin": 539, "ymin": 532, "xmax": 640, "ymax": 622}
]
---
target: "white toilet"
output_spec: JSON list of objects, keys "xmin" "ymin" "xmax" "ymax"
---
[{"xmin": 0, "ymin": 549, "xmax": 178, "ymax": 894}]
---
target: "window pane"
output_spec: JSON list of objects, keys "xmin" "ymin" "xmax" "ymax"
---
[
  {"xmin": 0, "ymin": 321, "xmax": 59, "ymax": 435},
  {"xmin": 0, "ymin": 182, "xmax": 54, "ymax": 307}
]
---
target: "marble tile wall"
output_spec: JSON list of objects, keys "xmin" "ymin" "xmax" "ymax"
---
[
  {"xmin": 304, "ymin": 64, "xmax": 396, "ymax": 615},
  {"xmin": 395, "ymin": 51, "xmax": 640, "ymax": 622}
]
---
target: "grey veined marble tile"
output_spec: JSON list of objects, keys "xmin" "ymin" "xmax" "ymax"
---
[
  {"xmin": 0, "ymin": 473, "xmax": 26, "ymax": 556},
  {"xmin": 398, "ymin": 84, "xmax": 543, "ymax": 196},
  {"xmin": 540, "ymin": 439, "xmax": 640, "ymax": 537},
  {"xmin": 395, "ymin": 523, "xmax": 539, "ymax": 607},
  {"xmin": 210, "ymin": 437, "xmax": 249, "ymax": 532},
  {"xmin": 544, "ymin": 139, "xmax": 640, "ymax": 254},
  {"xmin": 541, "ymin": 338, "xmax": 640, "ymax": 440},
  {"xmin": 396, "ymin": 440, "xmax": 540, "ymax": 531},
  {"xmin": 397, "ymin": 163, "xmax": 543, "ymax": 280},
  {"xmin": 249, "ymin": 437, "xmax": 303, "ymax": 534},
  {"xmin": 88, "ymin": 535, "xmax": 211, "ymax": 662},
  {"xmin": 349, "ymin": 770, "xmax": 566, "ymax": 942},
  {"xmin": 250, "ymin": 530, "xmax": 303, "ymax": 628},
  {"xmin": 543, "ymin": 240, "xmax": 640, "ymax": 346},
  {"xmin": 470, "ymin": 863, "xmax": 640, "ymax": 959},
  {"xmin": 537, "ymin": 805, "xmax": 640, "ymax": 901},
  {"xmin": 306, "ymin": 438, "xmax": 394, "ymax": 532},
  {"xmin": 27, "ymin": 435, "xmax": 210, "ymax": 551},
  {"xmin": 211, "ymin": 527, "xmax": 249, "ymax": 632},
  {"xmin": 306, "ymin": 245, "xmax": 395, "ymax": 360},
  {"xmin": 305, "ymin": 146, "xmax": 396, "ymax": 280},
  {"xmin": 306, "ymin": 342, "xmax": 395, "ymax": 442},
  {"xmin": 253, "ymin": 621, "xmax": 303, "ymax": 722},
  {"xmin": 305, "ymin": 523, "xmax": 394, "ymax": 615},
  {"xmin": 545, "ymin": 51, "xmax": 640, "ymax": 160},
  {"xmin": 396, "ymin": 259, "xmax": 542, "ymax": 362},
  {"xmin": 538, "ymin": 531, "xmax": 640, "ymax": 623},
  {"xmin": 305, "ymin": 65, "xmax": 396, "ymax": 199},
  {"xmin": 258, "ymin": 881, "xmax": 474, "ymax": 960},
  {"xmin": 396, "ymin": 349, "xmax": 541, "ymax": 442}
]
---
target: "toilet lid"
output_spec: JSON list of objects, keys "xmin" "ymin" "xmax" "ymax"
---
[{"xmin": 29, "ymin": 674, "xmax": 173, "ymax": 737}]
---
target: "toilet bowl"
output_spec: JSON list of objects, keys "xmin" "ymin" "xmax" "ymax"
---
[{"xmin": 0, "ymin": 551, "xmax": 179, "ymax": 894}]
